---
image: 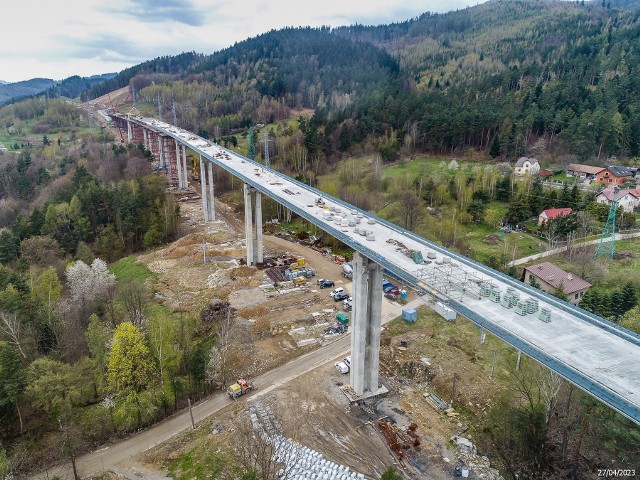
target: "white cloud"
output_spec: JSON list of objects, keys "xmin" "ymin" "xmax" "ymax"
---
[{"xmin": 0, "ymin": 0, "xmax": 476, "ymax": 82}]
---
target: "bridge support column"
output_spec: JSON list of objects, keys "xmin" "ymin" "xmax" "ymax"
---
[
  {"xmin": 175, "ymin": 140, "xmax": 183, "ymax": 189},
  {"xmin": 199, "ymin": 155, "xmax": 209, "ymax": 221},
  {"xmin": 244, "ymin": 184, "xmax": 254, "ymax": 265},
  {"xmin": 127, "ymin": 120, "xmax": 132, "ymax": 142},
  {"xmin": 181, "ymin": 145, "xmax": 189, "ymax": 189},
  {"xmin": 254, "ymin": 191, "xmax": 263, "ymax": 264},
  {"xmin": 157, "ymin": 135, "xmax": 164, "ymax": 168},
  {"xmin": 350, "ymin": 251, "xmax": 383, "ymax": 395},
  {"xmin": 207, "ymin": 162, "xmax": 215, "ymax": 220},
  {"xmin": 143, "ymin": 129, "xmax": 149, "ymax": 150},
  {"xmin": 243, "ymin": 184, "xmax": 263, "ymax": 265}
]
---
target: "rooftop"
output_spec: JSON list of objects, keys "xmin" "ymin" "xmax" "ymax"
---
[
  {"xmin": 566, "ymin": 163, "xmax": 603, "ymax": 175},
  {"xmin": 597, "ymin": 187, "xmax": 640, "ymax": 201},
  {"xmin": 606, "ymin": 165, "xmax": 633, "ymax": 177},
  {"xmin": 515, "ymin": 156, "xmax": 538, "ymax": 167},
  {"xmin": 525, "ymin": 262, "xmax": 591, "ymax": 294},
  {"xmin": 540, "ymin": 208, "xmax": 572, "ymax": 219}
]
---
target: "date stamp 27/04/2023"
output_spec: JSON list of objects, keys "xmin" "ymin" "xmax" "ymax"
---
[{"xmin": 597, "ymin": 469, "xmax": 636, "ymax": 477}]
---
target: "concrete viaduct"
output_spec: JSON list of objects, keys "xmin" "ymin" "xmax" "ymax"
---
[{"xmin": 113, "ymin": 113, "xmax": 640, "ymax": 425}]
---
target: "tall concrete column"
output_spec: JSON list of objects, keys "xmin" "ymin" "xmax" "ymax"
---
[
  {"xmin": 127, "ymin": 120, "xmax": 132, "ymax": 142},
  {"xmin": 244, "ymin": 184, "xmax": 254, "ymax": 265},
  {"xmin": 199, "ymin": 155, "xmax": 209, "ymax": 221},
  {"xmin": 207, "ymin": 162, "xmax": 215, "ymax": 220},
  {"xmin": 181, "ymin": 145, "xmax": 189, "ymax": 188},
  {"xmin": 254, "ymin": 191, "xmax": 263, "ymax": 264},
  {"xmin": 158, "ymin": 136, "xmax": 164, "ymax": 168},
  {"xmin": 143, "ymin": 129, "xmax": 149, "ymax": 150},
  {"xmin": 366, "ymin": 262, "xmax": 383, "ymax": 391},
  {"xmin": 175, "ymin": 140, "xmax": 183, "ymax": 189},
  {"xmin": 350, "ymin": 251, "xmax": 383, "ymax": 395}
]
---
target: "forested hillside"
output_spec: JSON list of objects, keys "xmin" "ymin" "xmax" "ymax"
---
[{"xmin": 83, "ymin": 0, "xmax": 640, "ymax": 165}]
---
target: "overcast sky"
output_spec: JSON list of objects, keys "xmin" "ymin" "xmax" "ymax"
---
[{"xmin": 0, "ymin": 0, "xmax": 476, "ymax": 83}]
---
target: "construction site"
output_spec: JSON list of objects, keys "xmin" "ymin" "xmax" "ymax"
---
[{"xmin": 110, "ymin": 191, "xmax": 507, "ymax": 480}]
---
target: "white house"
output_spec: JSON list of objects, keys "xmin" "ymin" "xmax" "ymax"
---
[
  {"xmin": 595, "ymin": 187, "xmax": 640, "ymax": 213},
  {"xmin": 514, "ymin": 157, "xmax": 540, "ymax": 176}
]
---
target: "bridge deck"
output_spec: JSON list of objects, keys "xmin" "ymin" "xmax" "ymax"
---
[{"xmin": 123, "ymin": 115, "xmax": 640, "ymax": 424}]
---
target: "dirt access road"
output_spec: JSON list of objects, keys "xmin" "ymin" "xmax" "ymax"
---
[{"xmin": 31, "ymin": 305, "xmax": 409, "ymax": 480}]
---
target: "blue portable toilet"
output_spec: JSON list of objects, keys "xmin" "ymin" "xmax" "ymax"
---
[
  {"xmin": 400, "ymin": 289, "xmax": 408, "ymax": 300},
  {"xmin": 402, "ymin": 308, "xmax": 417, "ymax": 323}
]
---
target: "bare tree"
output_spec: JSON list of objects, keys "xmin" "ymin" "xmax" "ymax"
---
[
  {"xmin": 0, "ymin": 311, "xmax": 28, "ymax": 359},
  {"xmin": 544, "ymin": 220, "xmax": 561, "ymax": 250},
  {"xmin": 230, "ymin": 402, "xmax": 306, "ymax": 480},
  {"xmin": 534, "ymin": 365, "xmax": 563, "ymax": 426},
  {"xmin": 396, "ymin": 190, "xmax": 423, "ymax": 231},
  {"xmin": 206, "ymin": 308, "xmax": 239, "ymax": 390},
  {"xmin": 118, "ymin": 281, "xmax": 147, "ymax": 329}
]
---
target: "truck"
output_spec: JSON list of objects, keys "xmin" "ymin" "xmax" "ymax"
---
[
  {"xmin": 341, "ymin": 263, "xmax": 353, "ymax": 279},
  {"xmin": 227, "ymin": 379, "xmax": 256, "ymax": 399}
]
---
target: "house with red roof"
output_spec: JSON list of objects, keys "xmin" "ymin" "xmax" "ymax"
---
[
  {"xmin": 537, "ymin": 208, "xmax": 572, "ymax": 226},
  {"xmin": 595, "ymin": 187, "xmax": 640, "ymax": 213},
  {"xmin": 523, "ymin": 262, "xmax": 591, "ymax": 305}
]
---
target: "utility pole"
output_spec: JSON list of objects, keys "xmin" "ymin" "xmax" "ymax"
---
[
  {"xmin": 595, "ymin": 186, "xmax": 620, "ymax": 259},
  {"xmin": 188, "ymin": 398, "xmax": 196, "ymax": 429},
  {"xmin": 261, "ymin": 130, "xmax": 273, "ymax": 168},
  {"xmin": 172, "ymin": 100, "xmax": 177, "ymax": 127}
]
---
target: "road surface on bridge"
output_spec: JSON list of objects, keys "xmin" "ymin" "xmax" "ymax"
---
[{"xmin": 119, "ymin": 114, "xmax": 640, "ymax": 424}]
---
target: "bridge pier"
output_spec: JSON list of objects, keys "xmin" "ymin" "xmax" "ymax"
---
[
  {"xmin": 350, "ymin": 251, "xmax": 383, "ymax": 395},
  {"xmin": 199, "ymin": 156, "xmax": 216, "ymax": 221},
  {"xmin": 199, "ymin": 155, "xmax": 209, "ymax": 221},
  {"xmin": 175, "ymin": 141, "xmax": 184, "ymax": 189},
  {"xmin": 243, "ymin": 184, "xmax": 263, "ymax": 265},
  {"xmin": 207, "ymin": 162, "xmax": 215, "ymax": 220},
  {"xmin": 181, "ymin": 144, "xmax": 189, "ymax": 188}
]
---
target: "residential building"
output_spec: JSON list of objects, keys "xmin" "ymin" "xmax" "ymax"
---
[
  {"xmin": 523, "ymin": 262, "xmax": 591, "ymax": 305},
  {"xmin": 595, "ymin": 187, "xmax": 640, "ymax": 213},
  {"xmin": 538, "ymin": 208, "xmax": 572, "ymax": 226},
  {"xmin": 595, "ymin": 166, "xmax": 633, "ymax": 185},
  {"xmin": 566, "ymin": 163, "xmax": 602, "ymax": 179},
  {"xmin": 514, "ymin": 157, "xmax": 540, "ymax": 176}
]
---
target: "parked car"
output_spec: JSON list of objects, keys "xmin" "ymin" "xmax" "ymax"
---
[
  {"xmin": 383, "ymin": 284, "xmax": 400, "ymax": 295},
  {"xmin": 384, "ymin": 292, "xmax": 398, "ymax": 301},
  {"xmin": 330, "ymin": 287, "xmax": 345, "ymax": 298},
  {"xmin": 334, "ymin": 291, "xmax": 350, "ymax": 301},
  {"xmin": 318, "ymin": 279, "xmax": 335, "ymax": 288}
]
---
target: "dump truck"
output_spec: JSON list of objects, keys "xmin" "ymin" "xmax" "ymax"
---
[{"xmin": 227, "ymin": 379, "xmax": 256, "ymax": 399}]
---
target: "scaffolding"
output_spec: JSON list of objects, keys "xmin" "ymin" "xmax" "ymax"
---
[{"xmin": 416, "ymin": 262, "xmax": 485, "ymax": 301}]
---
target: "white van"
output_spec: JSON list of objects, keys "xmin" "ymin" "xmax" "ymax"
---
[
  {"xmin": 335, "ymin": 356, "xmax": 351, "ymax": 374},
  {"xmin": 330, "ymin": 287, "xmax": 345, "ymax": 298}
]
